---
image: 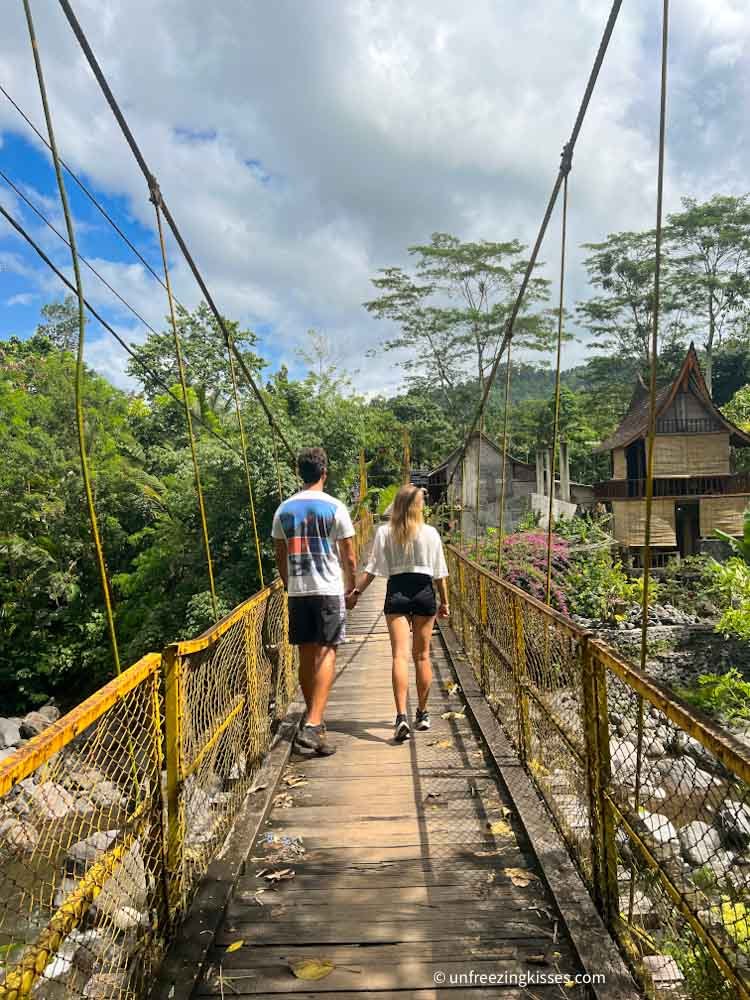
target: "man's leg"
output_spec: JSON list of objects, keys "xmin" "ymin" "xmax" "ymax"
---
[
  {"xmin": 305, "ymin": 643, "xmax": 337, "ymax": 727},
  {"xmin": 298, "ymin": 643, "xmax": 316, "ymax": 713}
]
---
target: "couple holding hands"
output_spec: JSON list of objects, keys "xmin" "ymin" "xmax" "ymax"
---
[{"xmin": 272, "ymin": 447, "xmax": 450, "ymax": 753}]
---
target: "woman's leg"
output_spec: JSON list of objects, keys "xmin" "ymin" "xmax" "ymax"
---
[
  {"xmin": 411, "ymin": 615, "xmax": 436, "ymax": 711},
  {"xmin": 386, "ymin": 614, "xmax": 412, "ymax": 715}
]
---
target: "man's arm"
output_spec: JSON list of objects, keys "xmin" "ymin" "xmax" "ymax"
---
[
  {"xmin": 337, "ymin": 536, "xmax": 357, "ymax": 599},
  {"xmin": 274, "ymin": 538, "xmax": 288, "ymax": 590}
]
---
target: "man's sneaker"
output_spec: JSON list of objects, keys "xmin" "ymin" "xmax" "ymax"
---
[
  {"xmin": 295, "ymin": 724, "xmax": 336, "ymax": 756},
  {"xmin": 415, "ymin": 708, "xmax": 431, "ymax": 731},
  {"xmin": 394, "ymin": 713, "xmax": 411, "ymax": 743},
  {"xmin": 299, "ymin": 711, "xmax": 325, "ymax": 733}
]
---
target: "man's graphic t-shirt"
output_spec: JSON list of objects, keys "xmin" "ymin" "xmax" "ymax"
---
[{"xmin": 271, "ymin": 490, "xmax": 355, "ymax": 597}]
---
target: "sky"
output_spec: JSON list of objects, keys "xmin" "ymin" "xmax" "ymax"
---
[{"xmin": 0, "ymin": 0, "xmax": 748, "ymax": 396}]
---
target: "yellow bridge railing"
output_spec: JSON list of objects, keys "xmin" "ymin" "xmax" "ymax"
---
[
  {"xmin": 448, "ymin": 544, "xmax": 750, "ymax": 1000},
  {"xmin": 0, "ymin": 512, "xmax": 373, "ymax": 1000}
]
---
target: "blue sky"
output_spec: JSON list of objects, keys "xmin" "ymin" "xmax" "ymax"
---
[{"xmin": 1, "ymin": 0, "xmax": 748, "ymax": 394}]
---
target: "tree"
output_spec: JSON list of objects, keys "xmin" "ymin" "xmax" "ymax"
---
[
  {"xmin": 667, "ymin": 195, "xmax": 750, "ymax": 393},
  {"xmin": 577, "ymin": 229, "xmax": 687, "ymax": 380},
  {"xmin": 36, "ymin": 295, "xmax": 82, "ymax": 352},
  {"xmin": 127, "ymin": 301, "xmax": 265, "ymax": 411},
  {"xmin": 364, "ymin": 234, "xmax": 553, "ymax": 422}
]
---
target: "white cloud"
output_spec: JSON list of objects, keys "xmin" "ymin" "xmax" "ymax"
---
[{"xmin": 0, "ymin": 0, "xmax": 748, "ymax": 392}]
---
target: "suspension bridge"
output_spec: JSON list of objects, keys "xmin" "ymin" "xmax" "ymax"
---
[{"xmin": 2, "ymin": 2, "xmax": 750, "ymax": 999}]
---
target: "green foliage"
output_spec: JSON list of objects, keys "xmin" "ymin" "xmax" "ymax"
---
[
  {"xmin": 662, "ymin": 936, "xmax": 735, "ymax": 1000},
  {"xmin": 714, "ymin": 506, "xmax": 750, "ymax": 564},
  {"xmin": 677, "ymin": 668, "xmax": 750, "ymax": 724},
  {"xmin": 376, "ymin": 484, "xmax": 399, "ymax": 515},
  {"xmin": 704, "ymin": 557, "xmax": 750, "ymax": 640}
]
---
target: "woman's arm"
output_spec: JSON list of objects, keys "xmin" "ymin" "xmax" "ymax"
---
[
  {"xmin": 435, "ymin": 576, "xmax": 450, "ymax": 618},
  {"xmin": 354, "ymin": 571, "xmax": 375, "ymax": 594}
]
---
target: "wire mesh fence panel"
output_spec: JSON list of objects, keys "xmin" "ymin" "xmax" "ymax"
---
[
  {"xmin": 445, "ymin": 542, "xmax": 750, "ymax": 998},
  {"xmin": 0, "ymin": 655, "xmax": 165, "ymax": 1000},
  {"xmin": 593, "ymin": 643, "xmax": 750, "ymax": 1000},
  {"xmin": 167, "ymin": 581, "xmax": 297, "ymax": 916}
]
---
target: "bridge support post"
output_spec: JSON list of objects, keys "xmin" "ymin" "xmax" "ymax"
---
[
  {"xmin": 511, "ymin": 595, "xmax": 531, "ymax": 762},
  {"xmin": 457, "ymin": 558, "xmax": 468, "ymax": 649},
  {"xmin": 582, "ymin": 641, "xmax": 619, "ymax": 927},
  {"xmin": 164, "ymin": 644, "xmax": 185, "ymax": 917},
  {"xmin": 478, "ymin": 574, "xmax": 489, "ymax": 693}
]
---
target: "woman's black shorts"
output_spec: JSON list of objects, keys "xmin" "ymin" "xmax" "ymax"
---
[{"xmin": 384, "ymin": 573, "xmax": 437, "ymax": 617}]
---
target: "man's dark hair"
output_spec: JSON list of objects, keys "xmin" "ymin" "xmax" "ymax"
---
[{"xmin": 298, "ymin": 446, "xmax": 328, "ymax": 485}]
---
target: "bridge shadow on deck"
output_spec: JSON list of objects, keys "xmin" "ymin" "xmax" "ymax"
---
[{"xmin": 192, "ymin": 579, "xmax": 591, "ymax": 999}]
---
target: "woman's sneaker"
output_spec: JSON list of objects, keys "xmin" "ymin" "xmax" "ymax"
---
[
  {"xmin": 394, "ymin": 714, "xmax": 411, "ymax": 742},
  {"xmin": 415, "ymin": 708, "xmax": 431, "ymax": 731}
]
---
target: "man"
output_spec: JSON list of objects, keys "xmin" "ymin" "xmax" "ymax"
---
[{"xmin": 272, "ymin": 447, "xmax": 357, "ymax": 756}]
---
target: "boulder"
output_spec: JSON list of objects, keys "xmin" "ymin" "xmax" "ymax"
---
[
  {"xmin": 641, "ymin": 812, "xmax": 678, "ymax": 846},
  {"xmin": 19, "ymin": 711, "xmax": 54, "ymax": 739},
  {"xmin": 0, "ymin": 718, "xmax": 21, "ymax": 749},
  {"xmin": 706, "ymin": 848, "xmax": 736, "ymax": 879},
  {"xmin": 95, "ymin": 840, "xmax": 149, "ymax": 917},
  {"xmin": 679, "ymin": 821, "xmax": 722, "ymax": 867},
  {"xmin": 16, "ymin": 781, "xmax": 76, "ymax": 821},
  {"xmin": 66, "ymin": 830, "xmax": 120, "ymax": 874},
  {"xmin": 0, "ymin": 814, "xmax": 39, "ymax": 852},
  {"xmin": 718, "ymin": 801, "xmax": 750, "ymax": 850},
  {"xmin": 37, "ymin": 704, "xmax": 60, "ymax": 724},
  {"xmin": 83, "ymin": 972, "xmax": 130, "ymax": 999}
]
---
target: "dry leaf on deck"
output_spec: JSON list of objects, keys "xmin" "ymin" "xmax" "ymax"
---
[
  {"xmin": 441, "ymin": 711, "xmax": 466, "ymax": 720},
  {"xmin": 527, "ymin": 953, "xmax": 549, "ymax": 965},
  {"xmin": 225, "ymin": 940, "xmax": 244, "ymax": 954},
  {"xmin": 263, "ymin": 868, "xmax": 295, "ymax": 883},
  {"xmin": 502, "ymin": 867, "xmax": 539, "ymax": 887},
  {"xmin": 487, "ymin": 820, "xmax": 512, "ymax": 837},
  {"xmin": 425, "ymin": 792, "xmax": 441, "ymax": 800},
  {"xmin": 289, "ymin": 958, "xmax": 335, "ymax": 981}
]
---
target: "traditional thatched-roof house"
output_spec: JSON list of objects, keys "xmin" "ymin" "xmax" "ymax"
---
[{"xmin": 593, "ymin": 345, "xmax": 750, "ymax": 563}]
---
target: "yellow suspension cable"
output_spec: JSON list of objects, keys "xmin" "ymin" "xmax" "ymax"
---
[
  {"xmin": 152, "ymin": 198, "xmax": 219, "ymax": 621},
  {"xmin": 496, "ymin": 342, "xmax": 513, "ymax": 574},
  {"xmin": 629, "ymin": 0, "xmax": 669, "ymax": 928},
  {"xmin": 22, "ymin": 0, "xmax": 121, "ymax": 675},
  {"xmin": 545, "ymin": 173, "xmax": 569, "ymax": 606},
  {"xmin": 227, "ymin": 339, "xmax": 264, "ymax": 588}
]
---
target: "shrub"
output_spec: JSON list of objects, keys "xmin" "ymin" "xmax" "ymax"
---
[
  {"xmin": 677, "ymin": 668, "xmax": 750, "ymax": 724},
  {"xmin": 704, "ymin": 557, "xmax": 750, "ymax": 640}
]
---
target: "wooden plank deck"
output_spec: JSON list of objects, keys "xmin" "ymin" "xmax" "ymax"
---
[{"xmin": 193, "ymin": 578, "xmax": 593, "ymax": 998}]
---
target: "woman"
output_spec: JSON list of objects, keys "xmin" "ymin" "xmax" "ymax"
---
[{"xmin": 350, "ymin": 484, "xmax": 450, "ymax": 742}]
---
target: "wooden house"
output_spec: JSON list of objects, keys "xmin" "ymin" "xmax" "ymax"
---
[
  {"xmin": 427, "ymin": 430, "xmax": 594, "ymax": 538},
  {"xmin": 593, "ymin": 345, "xmax": 750, "ymax": 563}
]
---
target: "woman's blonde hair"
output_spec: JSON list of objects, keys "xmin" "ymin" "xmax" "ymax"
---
[{"xmin": 390, "ymin": 484, "xmax": 424, "ymax": 548}]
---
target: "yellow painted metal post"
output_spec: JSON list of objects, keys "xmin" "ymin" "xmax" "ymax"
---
[
  {"xmin": 479, "ymin": 574, "xmax": 489, "ymax": 693},
  {"xmin": 591, "ymin": 647, "xmax": 619, "ymax": 927},
  {"xmin": 402, "ymin": 428, "xmax": 411, "ymax": 485},
  {"xmin": 457, "ymin": 556, "xmax": 468, "ymax": 648},
  {"xmin": 511, "ymin": 595, "xmax": 531, "ymax": 762},
  {"xmin": 244, "ymin": 607, "xmax": 264, "ymax": 767},
  {"xmin": 359, "ymin": 449, "xmax": 367, "ymax": 502},
  {"xmin": 163, "ymin": 644, "xmax": 185, "ymax": 916},
  {"xmin": 580, "ymin": 638, "xmax": 606, "ymax": 914}
]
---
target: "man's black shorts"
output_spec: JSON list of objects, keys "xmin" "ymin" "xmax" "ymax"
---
[{"xmin": 288, "ymin": 595, "xmax": 346, "ymax": 646}]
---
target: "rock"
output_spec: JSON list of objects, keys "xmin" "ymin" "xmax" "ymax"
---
[
  {"xmin": 0, "ymin": 747, "xmax": 17, "ymax": 764},
  {"xmin": 67, "ymin": 830, "xmax": 120, "ymax": 874},
  {"xmin": 0, "ymin": 718, "xmax": 21, "ymax": 749},
  {"xmin": 95, "ymin": 840, "xmax": 149, "ymax": 917},
  {"xmin": 16, "ymin": 781, "xmax": 76, "ymax": 821},
  {"xmin": 679, "ymin": 821, "xmax": 722, "ymax": 867},
  {"xmin": 0, "ymin": 814, "xmax": 39, "ymax": 852},
  {"xmin": 37, "ymin": 704, "xmax": 60, "ymax": 724},
  {"xmin": 718, "ymin": 801, "xmax": 750, "ymax": 850},
  {"xmin": 645, "ymin": 737, "xmax": 666, "ymax": 758},
  {"xmin": 19, "ymin": 711, "xmax": 54, "ymax": 739},
  {"xmin": 64, "ymin": 765, "xmax": 106, "ymax": 793},
  {"xmin": 90, "ymin": 780, "xmax": 125, "ymax": 810},
  {"xmin": 655, "ymin": 757, "xmax": 697, "ymax": 797},
  {"xmin": 53, "ymin": 876, "xmax": 80, "ymax": 910},
  {"xmin": 641, "ymin": 812, "xmax": 678, "ymax": 846},
  {"xmin": 706, "ymin": 848, "xmax": 736, "ymax": 879},
  {"xmin": 83, "ymin": 972, "xmax": 130, "ymax": 998}
]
